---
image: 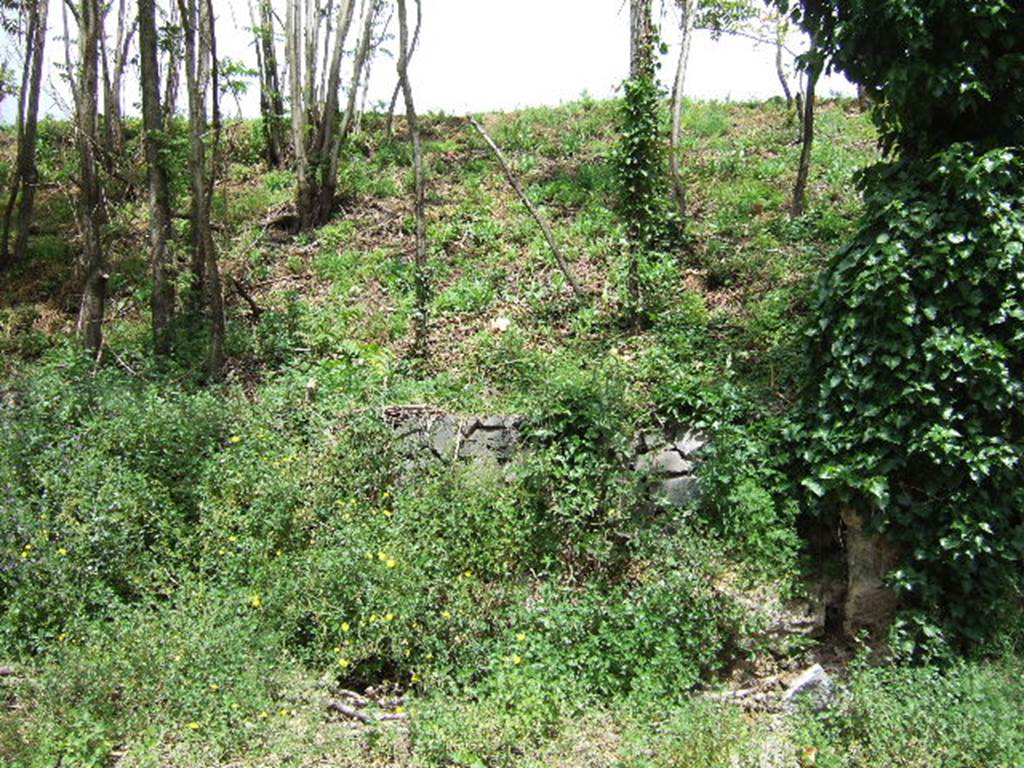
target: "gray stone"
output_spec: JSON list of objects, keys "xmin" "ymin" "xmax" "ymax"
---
[
  {"xmin": 782, "ymin": 664, "xmax": 835, "ymax": 713},
  {"xmin": 647, "ymin": 448, "xmax": 693, "ymax": 476},
  {"xmin": 657, "ymin": 476, "xmax": 699, "ymax": 507},
  {"xmin": 673, "ymin": 430, "xmax": 707, "ymax": 458},
  {"xmin": 427, "ymin": 417, "xmax": 461, "ymax": 460}
]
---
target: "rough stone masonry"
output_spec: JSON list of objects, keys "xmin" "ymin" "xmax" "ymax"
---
[{"xmin": 383, "ymin": 405, "xmax": 706, "ymax": 507}]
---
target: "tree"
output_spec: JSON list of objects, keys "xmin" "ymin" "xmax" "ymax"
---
[
  {"xmin": 64, "ymin": 0, "xmax": 109, "ymax": 354},
  {"xmin": 285, "ymin": 0, "xmax": 382, "ymax": 231},
  {"xmin": 789, "ymin": 30, "xmax": 819, "ymax": 216},
  {"xmin": 139, "ymin": 0, "xmax": 176, "ymax": 355},
  {"xmin": 782, "ymin": 0, "xmax": 1024, "ymax": 642},
  {"xmin": 668, "ymin": 0, "xmax": 694, "ymax": 224},
  {"xmin": 178, "ymin": 0, "xmax": 225, "ymax": 377},
  {"xmin": 0, "ymin": 0, "xmax": 50, "ymax": 272},
  {"xmin": 100, "ymin": 0, "xmax": 137, "ymax": 177},
  {"xmin": 774, "ymin": 0, "xmax": 1024, "ymax": 157},
  {"xmin": 395, "ymin": 0, "xmax": 427, "ymax": 358},
  {"xmin": 249, "ymin": 0, "xmax": 286, "ymax": 168},
  {"xmin": 617, "ymin": 0, "xmax": 662, "ymax": 317}
]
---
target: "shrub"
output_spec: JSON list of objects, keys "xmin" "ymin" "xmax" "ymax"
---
[{"xmin": 802, "ymin": 146, "xmax": 1024, "ymax": 641}]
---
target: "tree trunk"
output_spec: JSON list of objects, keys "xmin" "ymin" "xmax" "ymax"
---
[
  {"xmin": 774, "ymin": 18, "xmax": 793, "ymax": 111},
  {"xmin": 629, "ymin": 0, "xmax": 655, "ymax": 81},
  {"xmin": 100, "ymin": 0, "xmax": 136, "ymax": 179},
  {"xmin": 791, "ymin": 37, "xmax": 820, "ymax": 218},
  {"xmin": 140, "ymin": 0, "xmax": 176, "ymax": 355},
  {"xmin": 178, "ymin": 0, "xmax": 225, "ymax": 377},
  {"xmin": 0, "ymin": 0, "xmax": 50, "ymax": 271},
  {"xmin": 162, "ymin": 0, "xmax": 182, "ymax": 126},
  {"xmin": 384, "ymin": 0, "xmax": 419, "ymax": 141},
  {"xmin": 397, "ymin": 0, "xmax": 427, "ymax": 359},
  {"xmin": 252, "ymin": 0, "xmax": 287, "ymax": 167},
  {"xmin": 669, "ymin": 0, "xmax": 693, "ymax": 225},
  {"xmin": 74, "ymin": 0, "xmax": 108, "ymax": 355}
]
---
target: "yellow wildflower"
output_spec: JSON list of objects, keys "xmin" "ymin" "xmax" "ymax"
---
[
  {"xmin": 338, "ymin": 658, "xmax": 350, "ymax": 669},
  {"xmin": 385, "ymin": 612, "xmax": 394, "ymax": 622},
  {"xmin": 341, "ymin": 622, "xmax": 351, "ymax": 633},
  {"xmin": 516, "ymin": 633, "xmax": 526, "ymax": 642},
  {"xmin": 187, "ymin": 722, "xmax": 201, "ymax": 731},
  {"xmin": 512, "ymin": 655, "xmax": 523, "ymax": 666},
  {"xmin": 441, "ymin": 610, "xmax": 452, "ymax": 620},
  {"xmin": 229, "ymin": 436, "xmax": 242, "ymax": 444},
  {"xmin": 250, "ymin": 594, "xmax": 262, "ymax": 609},
  {"xmin": 386, "ymin": 558, "xmax": 397, "ymax": 569},
  {"xmin": 58, "ymin": 548, "xmax": 68, "ymax": 557}
]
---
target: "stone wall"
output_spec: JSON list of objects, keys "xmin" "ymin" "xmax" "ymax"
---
[{"xmin": 383, "ymin": 405, "xmax": 705, "ymax": 507}]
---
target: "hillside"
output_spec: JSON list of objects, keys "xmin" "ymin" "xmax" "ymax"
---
[{"xmin": 2, "ymin": 99, "xmax": 1022, "ymax": 767}]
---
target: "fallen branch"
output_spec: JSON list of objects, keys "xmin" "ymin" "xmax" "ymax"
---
[
  {"xmin": 334, "ymin": 688, "xmax": 371, "ymax": 707},
  {"xmin": 328, "ymin": 699, "xmax": 372, "ymax": 723},
  {"xmin": 230, "ymin": 276, "xmax": 264, "ymax": 323},
  {"xmin": 467, "ymin": 115, "xmax": 585, "ymax": 300}
]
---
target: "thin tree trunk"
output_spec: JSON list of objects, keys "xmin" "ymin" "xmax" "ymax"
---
[
  {"xmin": 775, "ymin": 20, "xmax": 793, "ymax": 110},
  {"xmin": 669, "ymin": 0, "xmax": 693, "ymax": 225},
  {"xmin": 74, "ymin": 0, "xmax": 108, "ymax": 355},
  {"xmin": 101, "ymin": 0, "xmax": 135, "ymax": 177},
  {"xmin": 178, "ymin": 0, "xmax": 226, "ymax": 377},
  {"xmin": 384, "ymin": 0, "xmax": 419, "ymax": 141},
  {"xmin": 468, "ymin": 116, "xmax": 584, "ymax": 300},
  {"xmin": 396, "ymin": 0, "xmax": 427, "ymax": 359},
  {"xmin": 203, "ymin": 0, "xmax": 225, "ymax": 377},
  {"xmin": 1, "ymin": 0, "xmax": 50, "ymax": 271},
  {"xmin": 140, "ymin": 0, "xmax": 176, "ymax": 355},
  {"xmin": 163, "ymin": 0, "xmax": 181, "ymax": 126},
  {"xmin": 792, "ymin": 37, "xmax": 820, "ymax": 218},
  {"xmin": 252, "ymin": 0, "xmax": 286, "ymax": 167}
]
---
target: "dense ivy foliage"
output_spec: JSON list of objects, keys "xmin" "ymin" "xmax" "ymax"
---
[
  {"xmin": 775, "ymin": 0, "xmax": 1024, "ymax": 155},
  {"xmin": 803, "ymin": 146, "xmax": 1024, "ymax": 638}
]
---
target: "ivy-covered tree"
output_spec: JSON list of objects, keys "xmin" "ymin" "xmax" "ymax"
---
[{"xmin": 777, "ymin": 0, "xmax": 1024, "ymax": 643}]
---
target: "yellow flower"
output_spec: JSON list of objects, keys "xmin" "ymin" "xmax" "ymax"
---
[
  {"xmin": 218, "ymin": 548, "xmax": 226, "ymax": 556},
  {"xmin": 341, "ymin": 622, "xmax": 351, "ymax": 633},
  {"xmin": 395, "ymin": 705, "xmax": 406, "ymax": 714},
  {"xmin": 57, "ymin": 633, "xmax": 66, "ymax": 642},
  {"xmin": 386, "ymin": 558, "xmax": 397, "ymax": 569},
  {"xmin": 463, "ymin": 569, "xmax": 474, "ymax": 579},
  {"xmin": 258, "ymin": 711, "xmax": 269, "ymax": 720},
  {"xmin": 228, "ymin": 535, "xmax": 238, "ymax": 543},
  {"xmin": 250, "ymin": 594, "xmax": 262, "ymax": 609},
  {"xmin": 411, "ymin": 672, "xmax": 421, "ymax": 683},
  {"xmin": 384, "ymin": 612, "xmax": 395, "ymax": 622},
  {"xmin": 511, "ymin": 654, "xmax": 523, "ymax": 666},
  {"xmin": 279, "ymin": 709, "xmax": 290, "ymax": 717},
  {"xmin": 377, "ymin": 551, "xmax": 387, "ymax": 561},
  {"xmin": 209, "ymin": 683, "xmax": 220, "ymax": 691},
  {"xmin": 516, "ymin": 633, "xmax": 526, "ymax": 642},
  {"xmin": 187, "ymin": 722, "xmax": 201, "ymax": 731},
  {"xmin": 229, "ymin": 436, "xmax": 242, "ymax": 444},
  {"xmin": 57, "ymin": 547, "xmax": 68, "ymax": 557},
  {"xmin": 338, "ymin": 658, "xmax": 351, "ymax": 669},
  {"xmin": 441, "ymin": 610, "xmax": 452, "ymax": 620}
]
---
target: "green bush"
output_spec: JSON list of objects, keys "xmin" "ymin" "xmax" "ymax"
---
[
  {"xmin": 802, "ymin": 146, "xmax": 1024, "ymax": 641},
  {"xmin": 795, "ymin": 659, "xmax": 1024, "ymax": 768}
]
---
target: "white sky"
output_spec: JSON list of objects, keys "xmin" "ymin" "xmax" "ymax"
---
[{"xmin": 3, "ymin": 0, "xmax": 855, "ymax": 122}]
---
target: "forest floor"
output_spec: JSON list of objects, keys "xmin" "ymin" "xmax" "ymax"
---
[{"xmin": 2, "ymin": 98, "xmax": 1023, "ymax": 767}]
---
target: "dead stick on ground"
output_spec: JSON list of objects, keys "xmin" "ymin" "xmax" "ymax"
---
[
  {"xmin": 467, "ymin": 115, "xmax": 585, "ymax": 300},
  {"xmin": 327, "ymin": 699, "xmax": 410, "ymax": 723},
  {"xmin": 328, "ymin": 700, "xmax": 373, "ymax": 723}
]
